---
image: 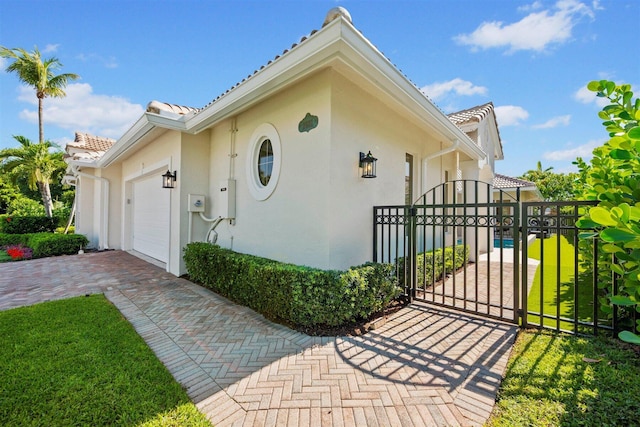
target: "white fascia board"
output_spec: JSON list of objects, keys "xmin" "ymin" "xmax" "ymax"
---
[
  {"xmin": 336, "ymin": 22, "xmax": 486, "ymax": 160},
  {"xmin": 97, "ymin": 114, "xmax": 156, "ymax": 167},
  {"xmin": 186, "ymin": 22, "xmax": 346, "ymax": 134},
  {"xmin": 184, "ymin": 18, "xmax": 486, "ymax": 162},
  {"xmin": 66, "ymin": 158, "xmax": 99, "ymax": 169}
]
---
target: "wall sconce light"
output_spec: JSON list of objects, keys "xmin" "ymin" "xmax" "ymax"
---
[
  {"xmin": 162, "ymin": 170, "xmax": 177, "ymax": 189},
  {"xmin": 359, "ymin": 151, "xmax": 377, "ymax": 178}
]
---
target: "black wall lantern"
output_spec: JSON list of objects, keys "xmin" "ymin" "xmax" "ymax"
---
[
  {"xmin": 162, "ymin": 170, "xmax": 177, "ymax": 189},
  {"xmin": 359, "ymin": 151, "xmax": 377, "ymax": 178}
]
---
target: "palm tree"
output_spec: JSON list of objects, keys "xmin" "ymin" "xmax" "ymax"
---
[
  {"xmin": 0, "ymin": 46, "xmax": 79, "ymax": 144},
  {"xmin": 0, "ymin": 136, "xmax": 66, "ymax": 218}
]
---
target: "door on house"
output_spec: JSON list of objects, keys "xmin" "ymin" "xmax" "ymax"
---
[{"xmin": 132, "ymin": 175, "xmax": 171, "ymax": 263}]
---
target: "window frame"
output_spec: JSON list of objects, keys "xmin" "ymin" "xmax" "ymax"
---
[{"xmin": 247, "ymin": 123, "xmax": 281, "ymax": 201}]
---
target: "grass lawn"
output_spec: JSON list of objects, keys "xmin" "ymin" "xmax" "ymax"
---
[
  {"xmin": 526, "ymin": 235, "xmax": 600, "ymax": 332},
  {"xmin": 0, "ymin": 250, "xmax": 12, "ymax": 262},
  {"xmin": 0, "ymin": 295, "xmax": 211, "ymax": 426},
  {"xmin": 487, "ymin": 329, "xmax": 640, "ymax": 427}
]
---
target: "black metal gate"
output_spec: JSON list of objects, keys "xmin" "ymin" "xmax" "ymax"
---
[
  {"xmin": 374, "ymin": 182, "xmax": 629, "ymax": 336},
  {"xmin": 374, "ymin": 180, "xmax": 521, "ymax": 324}
]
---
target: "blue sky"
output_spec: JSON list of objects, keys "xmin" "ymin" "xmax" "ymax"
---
[{"xmin": 1, "ymin": 0, "xmax": 638, "ymax": 177}]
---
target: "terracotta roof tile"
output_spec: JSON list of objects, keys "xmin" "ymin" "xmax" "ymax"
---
[
  {"xmin": 146, "ymin": 101, "xmax": 199, "ymax": 115},
  {"xmin": 493, "ymin": 173, "xmax": 536, "ymax": 189},
  {"xmin": 448, "ymin": 102, "xmax": 495, "ymax": 126},
  {"xmin": 67, "ymin": 132, "xmax": 116, "ymax": 152}
]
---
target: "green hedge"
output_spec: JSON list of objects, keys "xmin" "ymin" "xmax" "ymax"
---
[
  {"xmin": 0, "ymin": 215, "xmax": 56, "ymax": 234},
  {"xmin": 399, "ymin": 245, "xmax": 469, "ymax": 288},
  {"xmin": 0, "ymin": 233, "xmax": 88, "ymax": 259},
  {"xmin": 183, "ymin": 243, "xmax": 401, "ymax": 327}
]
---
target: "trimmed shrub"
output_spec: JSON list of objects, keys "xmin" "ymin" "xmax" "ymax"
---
[
  {"xmin": 0, "ymin": 232, "xmax": 88, "ymax": 259},
  {"xmin": 28, "ymin": 234, "xmax": 88, "ymax": 258},
  {"xmin": 183, "ymin": 243, "xmax": 401, "ymax": 327},
  {"xmin": 0, "ymin": 215, "xmax": 56, "ymax": 234},
  {"xmin": 398, "ymin": 245, "xmax": 469, "ymax": 288},
  {"xmin": 0, "ymin": 233, "xmax": 32, "ymax": 247}
]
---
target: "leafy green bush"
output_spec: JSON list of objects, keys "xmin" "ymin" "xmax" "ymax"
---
[
  {"xmin": 183, "ymin": 243, "xmax": 401, "ymax": 327},
  {"xmin": 6, "ymin": 196, "xmax": 44, "ymax": 216},
  {"xmin": 0, "ymin": 215, "xmax": 56, "ymax": 234},
  {"xmin": 28, "ymin": 234, "xmax": 88, "ymax": 258},
  {"xmin": 0, "ymin": 233, "xmax": 32, "ymax": 247},
  {"xmin": 398, "ymin": 245, "xmax": 469, "ymax": 288},
  {"xmin": 0, "ymin": 232, "xmax": 87, "ymax": 259},
  {"xmin": 575, "ymin": 80, "xmax": 640, "ymax": 344}
]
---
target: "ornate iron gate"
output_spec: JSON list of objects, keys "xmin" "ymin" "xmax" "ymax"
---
[
  {"xmin": 374, "ymin": 180, "xmax": 521, "ymax": 324},
  {"xmin": 374, "ymin": 183, "xmax": 631, "ymax": 336}
]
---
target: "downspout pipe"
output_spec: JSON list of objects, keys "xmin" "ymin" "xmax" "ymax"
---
[
  {"xmin": 421, "ymin": 139, "xmax": 460, "ymax": 195},
  {"xmin": 71, "ymin": 166, "xmax": 110, "ymax": 249}
]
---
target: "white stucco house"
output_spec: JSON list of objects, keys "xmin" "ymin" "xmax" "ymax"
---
[{"xmin": 64, "ymin": 8, "xmax": 503, "ymax": 276}]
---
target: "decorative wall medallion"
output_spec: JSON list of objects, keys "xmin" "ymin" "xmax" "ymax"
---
[{"xmin": 298, "ymin": 113, "xmax": 318, "ymax": 133}]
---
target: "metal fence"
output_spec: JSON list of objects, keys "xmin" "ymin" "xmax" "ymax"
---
[{"xmin": 374, "ymin": 182, "xmax": 634, "ymax": 337}]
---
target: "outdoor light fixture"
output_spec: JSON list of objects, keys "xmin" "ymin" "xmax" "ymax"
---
[
  {"xmin": 162, "ymin": 170, "xmax": 177, "ymax": 189},
  {"xmin": 359, "ymin": 151, "xmax": 377, "ymax": 178}
]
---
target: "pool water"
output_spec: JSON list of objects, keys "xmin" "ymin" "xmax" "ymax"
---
[{"xmin": 494, "ymin": 238, "xmax": 514, "ymax": 249}]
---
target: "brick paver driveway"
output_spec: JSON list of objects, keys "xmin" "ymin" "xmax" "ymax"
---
[{"xmin": 0, "ymin": 251, "xmax": 517, "ymax": 426}]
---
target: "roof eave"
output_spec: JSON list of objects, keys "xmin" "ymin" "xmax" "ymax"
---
[{"xmin": 185, "ymin": 16, "xmax": 486, "ymax": 160}]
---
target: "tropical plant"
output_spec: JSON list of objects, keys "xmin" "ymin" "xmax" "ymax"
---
[
  {"xmin": 0, "ymin": 176, "xmax": 20, "ymax": 214},
  {"xmin": 0, "ymin": 46, "xmax": 79, "ymax": 144},
  {"xmin": 0, "ymin": 136, "xmax": 66, "ymax": 217},
  {"xmin": 519, "ymin": 161, "xmax": 578, "ymax": 201},
  {"xmin": 575, "ymin": 80, "xmax": 640, "ymax": 344}
]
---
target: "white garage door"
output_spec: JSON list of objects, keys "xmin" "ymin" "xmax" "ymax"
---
[{"xmin": 132, "ymin": 176, "xmax": 170, "ymax": 263}]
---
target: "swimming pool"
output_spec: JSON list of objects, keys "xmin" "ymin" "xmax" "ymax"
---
[{"xmin": 494, "ymin": 237, "xmax": 514, "ymax": 248}]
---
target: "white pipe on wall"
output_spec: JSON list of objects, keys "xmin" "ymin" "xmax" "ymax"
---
[{"xmin": 421, "ymin": 140, "xmax": 459, "ymax": 194}]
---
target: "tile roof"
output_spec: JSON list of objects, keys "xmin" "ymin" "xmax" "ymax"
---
[
  {"xmin": 146, "ymin": 100, "xmax": 199, "ymax": 116},
  {"xmin": 448, "ymin": 102, "xmax": 495, "ymax": 126},
  {"xmin": 493, "ymin": 173, "xmax": 536, "ymax": 189},
  {"xmin": 67, "ymin": 132, "xmax": 116, "ymax": 152},
  {"xmin": 198, "ymin": 29, "xmax": 321, "ymax": 111},
  {"xmin": 196, "ymin": 10, "xmax": 433, "ymax": 118}
]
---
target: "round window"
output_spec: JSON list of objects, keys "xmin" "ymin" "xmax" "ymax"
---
[
  {"xmin": 247, "ymin": 123, "xmax": 281, "ymax": 201},
  {"xmin": 257, "ymin": 139, "xmax": 273, "ymax": 186}
]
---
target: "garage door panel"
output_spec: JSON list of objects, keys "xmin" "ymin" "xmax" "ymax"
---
[{"xmin": 132, "ymin": 176, "xmax": 170, "ymax": 263}]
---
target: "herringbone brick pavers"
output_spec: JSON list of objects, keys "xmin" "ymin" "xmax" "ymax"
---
[{"xmin": 1, "ymin": 251, "xmax": 518, "ymax": 426}]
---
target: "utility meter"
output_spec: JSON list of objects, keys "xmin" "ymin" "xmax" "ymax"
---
[{"xmin": 188, "ymin": 194, "xmax": 205, "ymax": 212}]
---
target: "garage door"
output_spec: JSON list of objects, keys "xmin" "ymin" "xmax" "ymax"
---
[{"xmin": 132, "ymin": 175, "xmax": 170, "ymax": 263}]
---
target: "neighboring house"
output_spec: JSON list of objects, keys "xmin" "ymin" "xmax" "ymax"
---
[
  {"xmin": 492, "ymin": 174, "xmax": 542, "ymax": 204},
  {"xmin": 63, "ymin": 132, "xmax": 116, "ymax": 249},
  {"xmin": 64, "ymin": 8, "xmax": 502, "ymax": 276}
]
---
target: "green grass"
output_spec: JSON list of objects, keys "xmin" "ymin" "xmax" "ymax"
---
[
  {"xmin": 487, "ymin": 329, "xmax": 640, "ymax": 427},
  {"xmin": 0, "ymin": 250, "xmax": 11, "ymax": 262},
  {"xmin": 0, "ymin": 295, "xmax": 211, "ymax": 426},
  {"xmin": 526, "ymin": 235, "xmax": 599, "ymax": 332}
]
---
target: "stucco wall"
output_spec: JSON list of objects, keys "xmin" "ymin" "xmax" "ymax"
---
[
  {"xmin": 202, "ymin": 70, "xmax": 333, "ymax": 268},
  {"xmin": 119, "ymin": 129, "xmax": 181, "ymax": 267}
]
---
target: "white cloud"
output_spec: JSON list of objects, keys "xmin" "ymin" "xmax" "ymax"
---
[
  {"xmin": 16, "ymin": 82, "xmax": 143, "ymax": 138},
  {"xmin": 77, "ymin": 53, "xmax": 118, "ymax": 69},
  {"xmin": 420, "ymin": 78, "xmax": 488, "ymax": 101},
  {"xmin": 0, "ymin": 57, "xmax": 7, "ymax": 70},
  {"xmin": 543, "ymin": 139, "xmax": 603, "ymax": 160},
  {"xmin": 517, "ymin": 1, "xmax": 543, "ymax": 13},
  {"xmin": 574, "ymin": 85, "xmax": 611, "ymax": 108},
  {"xmin": 454, "ymin": 0, "xmax": 596, "ymax": 53},
  {"xmin": 532, "ymin": 114, "xmax": 571, "ymax": 129},
  {"xmin": 494, "ymin": 105, "xmax": 529, "ymax": 126},
  {"xmin": 43, "ymin": 44, "xmax": 60, "ymax": 53}
]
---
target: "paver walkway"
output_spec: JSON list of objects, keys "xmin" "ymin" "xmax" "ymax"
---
[{"xmin": 0, "ymin": 251, "xmax": 518, "ymax": 426}]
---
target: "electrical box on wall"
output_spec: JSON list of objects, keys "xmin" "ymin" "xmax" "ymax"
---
[
  {"xmin": 219, "ymin": 179, "xmax": 236, "ymax": 219},
  {"xmin": 188, "ymin": 194, "xmax": 205, "ymax": 212}
]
